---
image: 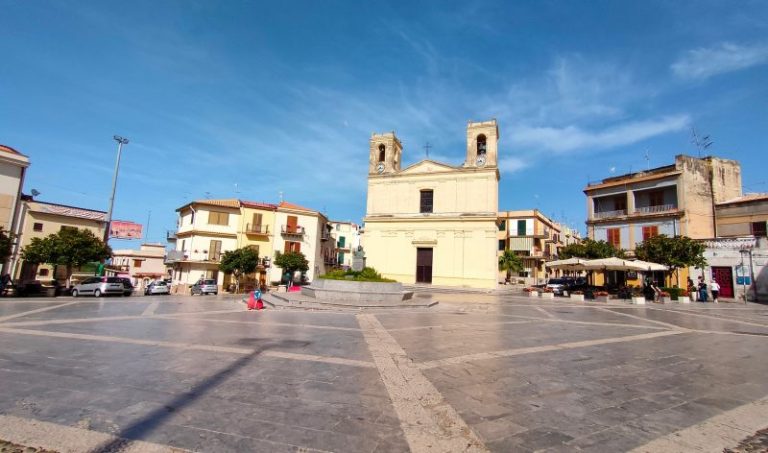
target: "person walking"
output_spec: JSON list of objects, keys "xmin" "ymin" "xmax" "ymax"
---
[
  {"xmin": 687, "ymin": 277, "xmax": 696, "ymax": 302},
  {"xmin": 698, "ymin": 277, "xmax": 708, "ymax": 302},
  {"xmin": 711, "ymin": 279, "xmax": 720, "ymax": 304}
]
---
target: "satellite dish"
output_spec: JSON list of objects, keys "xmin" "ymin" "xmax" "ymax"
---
[{"xmin": 31, "ymin": 189, "xmax": 41, "ymax": 197}]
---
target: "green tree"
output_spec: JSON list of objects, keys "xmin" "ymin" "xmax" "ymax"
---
[
  {"xmin": 634, "ymin": 234, "xmax": 706, "ymax": 285},
  {"xmin": 273, "ymin": 251, "xmax": 309, "ymax": 283},
  {"xmin": 0, "ymin": 228, "xmax": 14, "ymax": 265},
  {"xmin": 218, "ymin": 247, "xmax": 260, "ymax": 293},
  {"xmin": 559, "ymin": 239, "xmax": 624, "ymax": 259},
  {"xmin": 21, "ymin": 228, "xmax": 111, "ymax": 284},
  {"xmin": 498, "ymin": 250, "xmax": 524, "ymax": 282}
]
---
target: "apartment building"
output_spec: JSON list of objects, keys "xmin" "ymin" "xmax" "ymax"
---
[
  {"xmin": 270, "ymin": 201, "xmax": 333, "ymax": 284},
  {"xmin": 584, "ymin": 155, "xmax": 741, "ymax": 252},
  {"xmin": 11, "ymin": 196, "xmax": 107, "ymax": 283},
  {"xmin": 111, "ymin": 244, "xmax": 168, "ymax": 289},
  {"xmin": 329, "ymin": 221, "xmax": 361, "ymax": 267},
  {"xmin": 498, "ymin": 209, "xmax": 564, "ymax": 284},
  {"xmin": 0, "ymin": 145, "xmax": 30, "ymax": 274}
]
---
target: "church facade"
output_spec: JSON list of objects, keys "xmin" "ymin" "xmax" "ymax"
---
[{"xmin": 363, "ymin": 120, "xmax": 500, "ymax": 288}]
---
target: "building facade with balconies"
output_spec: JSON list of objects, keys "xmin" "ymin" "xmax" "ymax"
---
[
  {"xmin": 498, "ymin": 209, "xmax": 564, "ymax": 284},
  {"xmin": 584, "ymin": 155, "xmax": 742, "ymax": 253},
  {"xmin": 270, "ymin": 201, "xmax": 332, "ymax": 284},
  {"xmin": 170, "ymin": 199, "xmax": 241, "ymax": 291},
  {"xmin": 329, "ymin": 221, "xmax": 361, "ymax": 267}
]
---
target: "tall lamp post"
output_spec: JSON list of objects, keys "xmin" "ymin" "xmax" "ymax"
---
[{"xmin": 104, "ymin": 135, "xmax": 129, "ymax": 244}]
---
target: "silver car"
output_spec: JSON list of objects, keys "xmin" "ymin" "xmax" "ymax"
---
[
  {"xmin": 145, "ymin": 280, "xmax": 171, "ymax": 295},
  {"xmin": 72, "ymin": 277, "xmax": 125, "ymax": 297},
  {"xmin": 191, "ymin": 279, "xmax": 218, "ymax": 295}
]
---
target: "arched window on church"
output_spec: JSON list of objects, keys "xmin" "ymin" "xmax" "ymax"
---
[
  {"xmin": 477, "ymin": 134, "xmax": 487, "ymax": 156},
  {"xmin": 378, "ymin": 144, "xmax": 386, "ymax": 162}
]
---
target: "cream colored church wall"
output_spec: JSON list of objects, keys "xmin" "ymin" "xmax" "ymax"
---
[
  {"xmin": 363, "ymin": 218, "xmax": 498, "ymax": 288},
  {"xmin": 367, "ymin": 169, "xmax": 498, "ymax": 216}
]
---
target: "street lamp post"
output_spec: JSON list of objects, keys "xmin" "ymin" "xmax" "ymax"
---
[
  {"xmin": 104, "ymin": 135, "xmax": 129, "ymax": 244},
  {"xmin": 739, "ymin": 248, "xmax": 750, "ymax": 304}
]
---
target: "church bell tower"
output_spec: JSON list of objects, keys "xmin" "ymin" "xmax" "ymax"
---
[
  {"xmin": 369, "ymin": 132, "xmax": 403, "ymax": 175},
  {"xmin": 464, "ymin": 119, "xmax": 499, "ymax": 168}
]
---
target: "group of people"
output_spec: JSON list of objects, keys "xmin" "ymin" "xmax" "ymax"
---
[{"xmin": 687, "ymin": 276, "xmax": 721, "ymax": 303}]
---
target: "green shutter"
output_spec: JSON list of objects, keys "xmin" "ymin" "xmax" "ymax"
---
[
  {"xmin": 338, "ymin": 252, "xmax": 345, "ymax": 264},
  {"xmin": 498, "ymin": 220, "xmax": 506, "ymax": 231},
  {"xmin": 338, "ymin": 236, "xmax": 346, "ymax": 247},
  {"xmin": 517, "ymin": 220, "xmax": 526, "ymax": 236}
]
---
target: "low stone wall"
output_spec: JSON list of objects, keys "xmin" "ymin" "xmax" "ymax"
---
[{"xmin": 301, "ymin": 279, "xmax": 413, "ymax": 304}]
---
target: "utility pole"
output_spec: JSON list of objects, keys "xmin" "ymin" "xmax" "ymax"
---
[{"xmin": 104, "ymin": 135, "xmax": 129, "ymax": 244}]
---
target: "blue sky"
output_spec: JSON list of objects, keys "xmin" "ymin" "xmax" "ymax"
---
[{"xmin": 2, "ymin": 1, "xmax": 767, "ymax": 248}]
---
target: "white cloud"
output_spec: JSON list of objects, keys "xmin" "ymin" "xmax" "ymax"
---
[
  {"xmin": 509, "ymin": 115, "xmax": 690, "ymax": 153},
  {"xmin": 498, "ymin": 157, "xmax": 529, "ymax": 174},
  {"xmin": 672, "ymin": 42, "xmax": 768, "ymax": 80}
]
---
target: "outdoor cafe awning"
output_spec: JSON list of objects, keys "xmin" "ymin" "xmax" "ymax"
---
[
  {"xmin": 545, "ymin": 257, "xmax": 668, "ymax": 272},
  {"xmin": 628, "ymin": 259, "xmax": 668, "ymax": 271},
  {"xmin": 544, "ymin": 258, "xmax": 589, "ymax": 270}
]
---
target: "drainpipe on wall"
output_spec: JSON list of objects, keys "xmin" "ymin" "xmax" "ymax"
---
[{"xmin": 708, "ymin": 160, "xmax": 718, "ymax": 238}]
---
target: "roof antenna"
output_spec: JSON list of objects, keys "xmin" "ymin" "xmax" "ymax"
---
[
  {"xmin": 690, "ymin": 126, "xmax": 713, "ymax": 158},
  {"xmin": 644, "ymin": 150, "xmax": 650, "ymax": 171},
  {"xmin": 278, "ymin": 191, "xmax": 283, "ymax": 203}
]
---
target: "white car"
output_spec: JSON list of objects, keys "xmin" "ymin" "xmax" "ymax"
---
[{"xmin": 144, "ymin": 281, "xmax": 170, "ymax": 295}]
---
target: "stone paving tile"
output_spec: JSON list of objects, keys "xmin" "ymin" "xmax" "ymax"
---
[
  {"xmin": 152, "ymin": 298, "xmax": 240, "ymax": 315},
  {"xmin": 194, "ymin": 309, "xmax": 363, "ymax": 329},
  {"xmin": 533, "ymin": 306, "xmax": 668, "ymax": 327},
  {"xmin": 22, "ymin": 317, "xmax": 374, "ymax": 362},
  {"xmin": 0, "ymin": 301, "xmax": 71, "ymax": 319},
  {"xmin": 614, "ymin": 307, "xmax": 768, "ymax": 334},
  {"xmin": 1, "ymin": 300, "xmax": 150, "ymax": 321}
]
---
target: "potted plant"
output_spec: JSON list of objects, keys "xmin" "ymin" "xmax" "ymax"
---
[
  {"xmin": 570, "ymin": 290, "xmax": 585, "ymax": 302},
  {"xmin": 523, "ymin": 287, "xmax": 539, "ymax": 297},
  {"xmin": 540, "ymin": 287, "xmax": 555, "ymax": 299},
  {"xmin": 594, "ymin": 291, "xmax": 610, "ymax": 303},
  {"xmin": 657, "ymin": 291, "xmax": 672, "ymax": 304},
  {"xmin": 680, "ymin": 289, "xmax": 691, "ymax": 303}
]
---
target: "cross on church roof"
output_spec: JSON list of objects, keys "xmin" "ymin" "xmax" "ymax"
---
[{"xmin": 423, "ymin": 142, "xmax": 432, "ymax": 158}]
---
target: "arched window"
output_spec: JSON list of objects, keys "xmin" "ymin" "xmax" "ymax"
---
[
  {"xmin": 378, "ymin": 144, "xmax": 386, "ymax": 162},
  {"xmin": 476, "ymin": 134, "xmax": 487, "ymax": 156}
]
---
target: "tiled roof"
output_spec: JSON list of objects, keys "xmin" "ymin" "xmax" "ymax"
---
[
  {"xmin": 717, "ymin": 193, "xmax": 768, "ymax": 206},
  {"xmin": 27, "ymin": 200, "xmax": 107, "ymax": 221},
  {"xmin": 0, "ymin": 144, "xmax": 23, "ymax": 155},
  {"xmin": 241, "ymin": 200, "xmax": 278, "ymax": 210},
  {"xmin": 279, "ymin": 201, "xmax": 317, "ymax": 213},
  {"xmin": 193, "ymin": 199, "xmax": 241, "ymax": 208}
]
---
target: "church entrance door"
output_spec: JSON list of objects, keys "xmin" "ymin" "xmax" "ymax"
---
[{"xmin": 416, "ymin": 248, "xmax": 433, "ymax": 284}]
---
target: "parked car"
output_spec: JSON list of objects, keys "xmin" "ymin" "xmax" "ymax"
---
[
  {"xmin": 191, "ymin": 279, "xmax": 218, "ymax": 296},
  {"xmin": 72, "ymin": 277, "xmax": 125, "ymax": 297},
  {"xmin": 144, "ymin": 280, "xmax": 170, "ymax": 295},
  {"xmin": 119, "ymin": 278, "xmax": 134, "ymax": 297},
  {"xmin": 546, "ymin": 277, "xmax": 589, "ymax": 296}
]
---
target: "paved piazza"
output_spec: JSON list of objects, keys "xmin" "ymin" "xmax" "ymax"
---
[{"xmin": 1, "ymin": 294, "xmax": 768, "ymax": 452}]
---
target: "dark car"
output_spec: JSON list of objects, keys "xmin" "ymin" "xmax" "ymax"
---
[{"xmin": 119, "ymin": 278, "xmax": 134, "ymax": 297}]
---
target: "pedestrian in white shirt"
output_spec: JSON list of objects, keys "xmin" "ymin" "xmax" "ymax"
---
[{"xmin": 711, "ymin": 279, "xmax": 720, "ymax": 303}]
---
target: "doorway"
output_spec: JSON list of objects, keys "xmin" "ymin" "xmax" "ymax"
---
[
  {"xmin": 416, "ymin": 248, "xmax": 433, "ymax": 284},
  {"xmin": 711, "ymin": 266, "xmax": 734, "ymax": 298}
]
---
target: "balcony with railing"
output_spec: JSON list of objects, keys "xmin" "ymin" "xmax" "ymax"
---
[
  {"xmin": 281, "ymin": 225, "xmax": 305, "ymax": 236},
  {"xmin": 633, "ymin": 204, "xmax": 678, "ymax": 215},
  {"xmin": 245, "ymin": 223, "xmax": 269, "ymax": 235},
  {"xmin": 593, "ymin": 209, "xmax": 628, "ymax": 219},
  {"xmin": 321, "ymin": 232, "xmax": 331, "ymax": 241},
  {"xmin": 165, "ymin": 250, "xmax": 186, "ymax": 263}
]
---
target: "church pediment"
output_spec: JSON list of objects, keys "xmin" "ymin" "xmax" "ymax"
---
[{"xmin": 399, "ymin": 159, "xmax": 458, "ymax": 175}]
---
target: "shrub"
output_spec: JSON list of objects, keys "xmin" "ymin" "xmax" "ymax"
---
[
  {"xmin": 661, "ymin": 287, "xmax": 683, "ymax": 300},
  {"xmin": 572, "ymin": 290, "xmax": 584, "ymax": 295},
  {"xmin": 318, "ymin": 266, "xmax": 396, "ymax": 283},
  {"xmin": 595, "ymin": 291, "xmax": 609, "ymax": 297},
  {"xmin": 659, "ymin": 291, "xmax": 671, "ymax": 297},
  {"xmin": 542, "ymin": 287, "xmax": 554, "ymax": 293}
]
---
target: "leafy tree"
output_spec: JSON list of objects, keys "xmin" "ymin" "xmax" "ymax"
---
[
  {"xmin": 559, "ymin": 239, "xmax": 625, "ymax": 259},
  {"xmin": 21, "ymin": 228, "xmax": 111, "ymax": 283},
  {"xmin": 273, "ymin": 251, "xmax": 309, "ymax": 283},
  {"xmin": 498, "ymin": 250, "xmax": 524, "ymax": 282},
  {"xmin": 634, "ymin": 234, "xmax": 706, "ymax": 285},
  {"xmin": 0, "ymin": 228, "xmax": 14, "ymax": 265},
  {"xmin": 219, "ymin": 247, "xmax": 260, "ymax": 293}
]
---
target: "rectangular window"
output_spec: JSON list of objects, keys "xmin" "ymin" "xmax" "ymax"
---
[
  {"xmin": 33, "ymin": 223, "xmax": 43, "ymax": 232},
  {"xmin": 338, "ymin": 252, "xmax": 345, "ymax": 264},
  {"xmin": 498, "ymin": 239, "xmax": 506, "ymax": 251},
  {"xmin": 607, "ymin": 228, "xmax": 621, "ymax": 248},
  {"xmin": 284, "ymin": 241, "xmax": 301, "ymax": 253},
  {"xmin": 181, "ymin": 240, "xmax": 186, "ymax": 252},
  {"xmin": 208, "ymin": 211, "xmax": 229, "ymax": 226},
  {"xmin": 420, "ymin": 190, "xmax": 433, "ymax": 213},
  {"xmin": 498, "ymin": 220, "xmax": 506, "ymax": 231},
  {"xmin": 286, "ymin": 215, "xmax": 298, "ymax": 233},
  {"xmin": 338, "ymin": 236, "xmax": 346, "ymax": 248},
  {"xmin": 209, "ymin": 240, "xmax": 222, "ymax": 260},
  {"xmin": 133, "ymin": 259, "xmax": 142, "ymax": 268},
  {"xmin": 642, "ymin": 225, "xmax": 659, "ymax": 241},
  {"xmin": 517, "ymin": 220, "xmax": 526, "ymax": 236},
  {"xmin": 649, "ymin": 190, "xmax": 664, "ymax": 207},
  {"xmin": 39, "ymin": 268, "xmax": 49, "ymax": 277},
  {"xmin": 753, "ymin": 221, "xmax": 767, "ymax": 237}
]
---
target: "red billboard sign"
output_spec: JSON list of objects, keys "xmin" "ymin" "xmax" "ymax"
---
[{"xmin": 110, "ymin": 220, "xmax": 143, "ymax": 239}]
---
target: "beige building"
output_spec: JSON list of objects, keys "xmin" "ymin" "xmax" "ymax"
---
[
  {"xmin": 0, "ymin": 145, "xmax": 30, "ymax": 273},
  {"xmin": 498, "ymin": 210, "xmax": 566, "ymax": 284},
  {"xmin": 11, "ymin": 196, "xmax": 107, "ymax": 283},
  {"xmin": 329, "ymin": 221, "xmax": 361, "ymax": 267},
  {"xmin": 269, "ymin": 201, "xmax": 333, "ymax": 284},
  {"xmin": 715, "ymin": 193, "xmax": 768, "ymax": 238},
  {"xmin": 111, "ymin": 244, "xmax": 168, "ymax": 289},
  {"xmin": 364, "ymin": 120, "xmax": 500, "ymax": 288},
  {"xmin": 584, "ymin": 154, "xmax": 742, "ymax": 252}
]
